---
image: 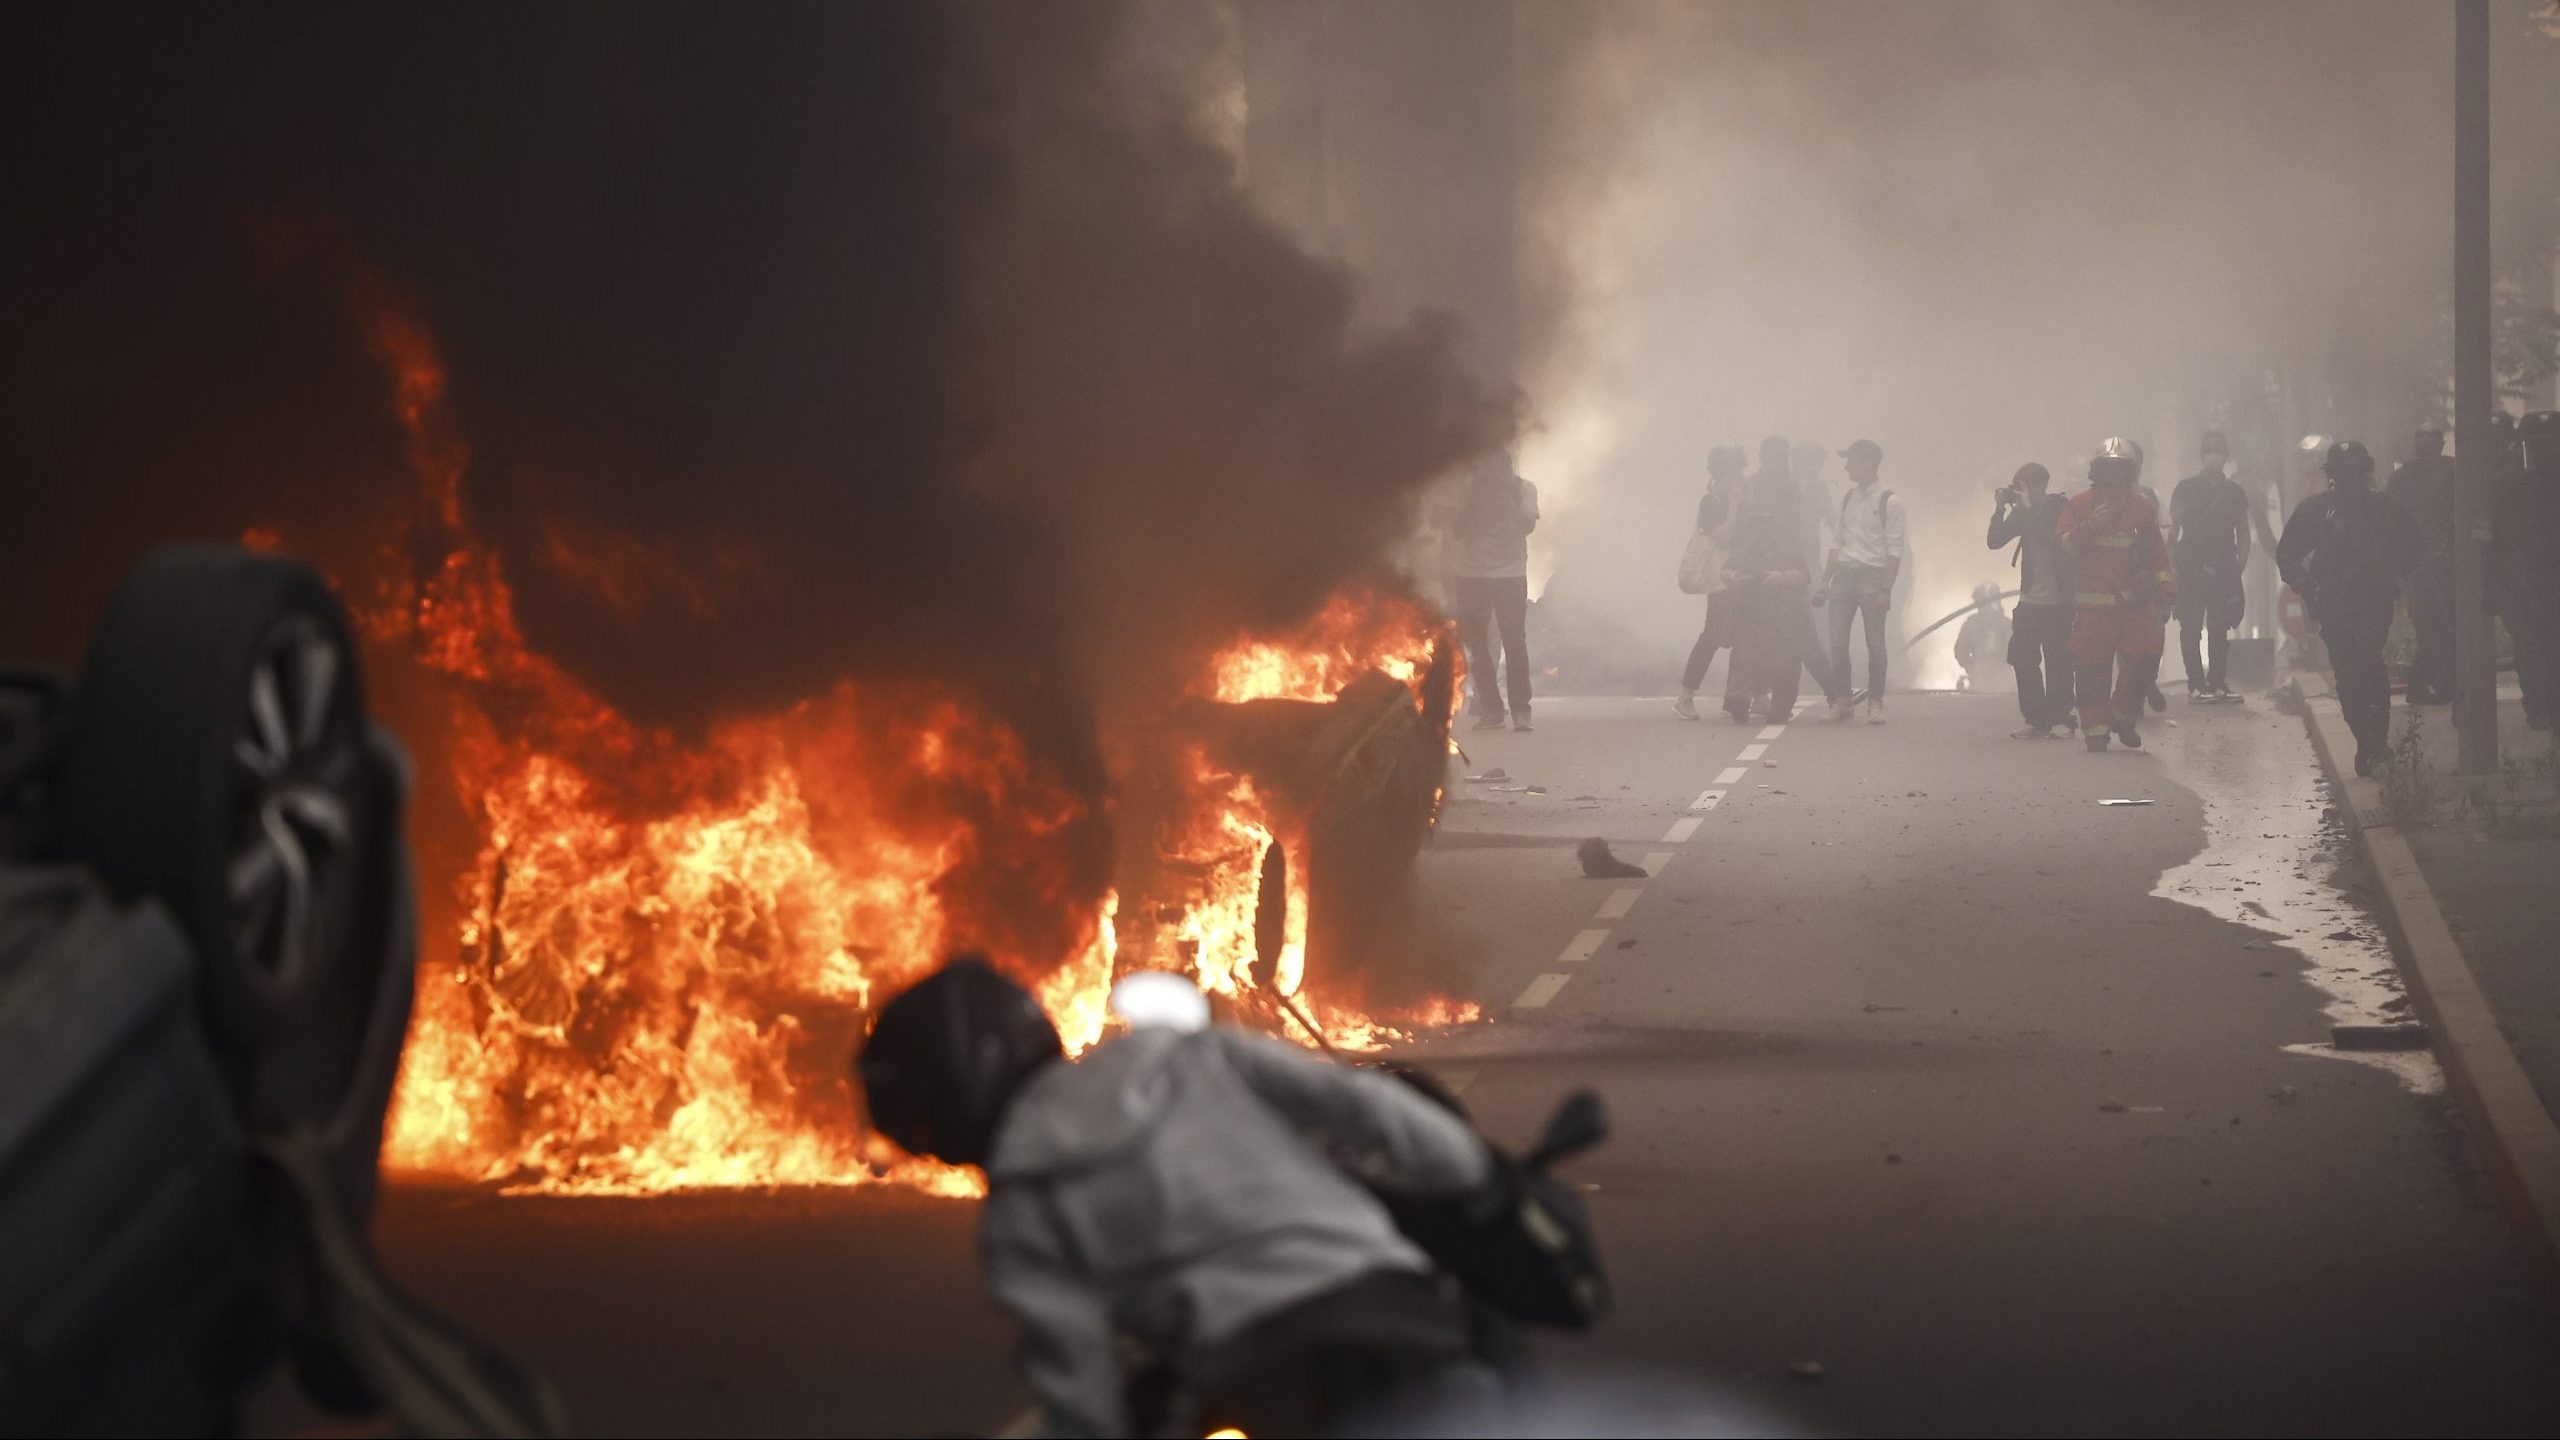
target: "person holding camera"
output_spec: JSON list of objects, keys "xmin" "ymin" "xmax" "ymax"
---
[{"xmin": 1988, "ymin": 462, "xmax": 2076, "ymax": 737}]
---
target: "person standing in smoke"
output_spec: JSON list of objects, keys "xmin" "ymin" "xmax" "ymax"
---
[
  {"xmin": 1673, "ymin": 444, "xmax": 1747, "ymax": 721},
  {"xmin": 2169, "ymin": 430, "xmax": 2253, "ymax": 701},
  {"xmin": 1821, "ymin": 439, "xmax": 1905, "ymax": 724},
  {"xmin": 1719, "ymin": 454, "xmax": 1812, "ymax": 723},
  {"xmin": 2494, "ymin": 412, "xmax": 2560, "ymax": 731},
  {"xmin": 2278, "ymin": 440, "xmax": 2425, "ymax": 775},
  {"xmin": 2388, "ymin": 423, "xmax": 2457, "ymax": 707},
  {"xmin": 2058, "ymin": 438, "xmax": 2173, "ymax": 752},
  {"xmin": 1989, "ymin": 461, "xmax": 2077, "ymax": 738},
  {"xmin": 1791, "ymin": 437, "xmax": 1837, "ymax": 700},
  {"xmin": 1446, "ymin": 453, "xmax": 1541, "ymax": 732}
]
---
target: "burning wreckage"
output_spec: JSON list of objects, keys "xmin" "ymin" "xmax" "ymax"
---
[
  {"xmin": 280, "ymin": 300, "xmax": 1486, "ymax": 1196},
  {"xmin": 1125, "ymin": 625, "xmax": 1462, "ymax": 1048}
]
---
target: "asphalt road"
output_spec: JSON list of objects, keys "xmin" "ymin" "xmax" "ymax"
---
[{"xmin": 374, "ymin": 690, "xmax": 2560, "ymax": 1437}]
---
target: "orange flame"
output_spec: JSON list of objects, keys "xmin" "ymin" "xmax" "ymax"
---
[{"xmin": 341, "ymin": 290, "xmax": 1470, "ymax": 1193}]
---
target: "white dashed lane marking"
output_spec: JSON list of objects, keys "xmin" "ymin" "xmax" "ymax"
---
[
  {"xmin": 1558, "ymin": 929, "xmax": 1612, "ymax": 964},
  {"xmin": 1508, "ymin": 716, "xmax": 1795, "ymax": 1012},
  {"xmin": 1514, "ymin": 973, "xmax": 1572, "ymax": 1008}
]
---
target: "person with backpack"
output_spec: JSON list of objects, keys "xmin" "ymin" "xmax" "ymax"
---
[
  {"xmin": 1821, "ymin": 438, "xmax": 1906, "ymax": 724},
  {"xmin": 1673, "ymin": 444, "xmax": 1747, "ymax": 720},
  {"xmin": 2058, "ymin": 437, "xmax": 2174, "ymax": 752},
  {"xmin": 2278, "ymin": 439, "xmax": 2426, "ymax": 775}
]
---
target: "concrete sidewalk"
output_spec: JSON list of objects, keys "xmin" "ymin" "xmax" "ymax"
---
[
  {"xmin": 2381, "ymin": 684, "xmax": 2560, "ymax": 1124},
  {"xmin": 2296, "ymin": 671, "xmax": 2560, "ymax": 1281}
]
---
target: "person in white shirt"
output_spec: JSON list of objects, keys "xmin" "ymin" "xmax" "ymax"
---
[
  {"xmin": 1444, "ymin": 454, "xmax": 1541, "ymax": 731},
  {"xmin": 1821, "ymin": 439, "xmax": 1907, "ymax": 723}
]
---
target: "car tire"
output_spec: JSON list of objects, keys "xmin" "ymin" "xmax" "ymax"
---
[{"xmin": 54, "ymin": 545, "xmax": 395, "ymax": 1131}]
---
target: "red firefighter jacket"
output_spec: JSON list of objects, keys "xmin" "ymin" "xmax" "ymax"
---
[{"xmin": 2056, "ymin": 485, "xmax": 2173, "ymax": 611}]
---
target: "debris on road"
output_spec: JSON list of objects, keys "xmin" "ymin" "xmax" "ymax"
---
[
  {"xmin": 1464, "ymin": 767, "xmax": 1509, "ymax": 783},
  {"xmin": 1578, "ymin": 837, "xmax": 1648, "ymax": 879},
  {"xmin": 1861, "ymin": 1003, "xmax": 1906, "ymax": 1013},
  {"xmin": 1761, "ymin": 758, "xmax": 1779, "ymax": 768},
  {"xmin": 2099, "ymin": 1099, "xmax": 2129, "ymax": 1113},
  {"xmin": 1616, "ymin": 938, "xmax": 1637, "ymax": 950},
  {"xmin": 2099, "ymin": 798, "xmax": 2155, "ymax": 806}
]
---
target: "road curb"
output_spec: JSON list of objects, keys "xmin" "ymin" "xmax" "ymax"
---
[{"xmin": 2287, "ymin": 677, "xmax": 2560, "ymax": 1289}]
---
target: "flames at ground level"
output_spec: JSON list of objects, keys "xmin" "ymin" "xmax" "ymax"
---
[{"xmin": 345, "ymin": 298, "xmax": 1476, "ymax": 1195}]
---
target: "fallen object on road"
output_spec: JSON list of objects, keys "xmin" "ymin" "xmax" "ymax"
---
[
  {"xmin": 1577, "ymin": 837, "xmax": 1648, "ymax": 879},
  {"xmin": 2098, "ymin": 798, "xmax": 2156, "ymax": 806}
]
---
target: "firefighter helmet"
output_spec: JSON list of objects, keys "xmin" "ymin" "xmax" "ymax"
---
[
  {"xmin": 2519, "ymin": 411, "xmax": 2559, "ymax": 476},
  {"xmin": 2321, "ymin": 439, "xmax": 2375, "ymax": 484},
  {"xmin": 2089, "ymin": 436, "xmax": 2144, "ymax": 486}
]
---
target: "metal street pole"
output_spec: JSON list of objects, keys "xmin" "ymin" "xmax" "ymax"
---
[{"xmin": 2453, "ymin": 0, "xmax": 2497, "ymax": 773}]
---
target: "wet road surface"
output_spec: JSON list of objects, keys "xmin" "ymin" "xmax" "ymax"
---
[{"xmin": 374, "ymin": 691, "xmax": 2560, "ymax": 1436}]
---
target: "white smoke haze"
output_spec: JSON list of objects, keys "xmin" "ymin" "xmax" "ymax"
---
[{"xmin": 1513, "ymin": 0, "xmax": 2560, "ymax": 691}]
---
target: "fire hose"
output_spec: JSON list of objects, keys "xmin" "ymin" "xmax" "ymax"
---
[{"xmin": 1899, "ymin": 587, "xmax": 2021, "ymax": 651}]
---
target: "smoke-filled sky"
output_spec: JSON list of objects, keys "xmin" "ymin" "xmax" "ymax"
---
[
  {"xmin": 0, "ymin": 3, "xmax": 1506, "ymax": 789},
  {"xmin": 6, "ymin": 0, "xmax": 2556, "ymax": 708},
  {"xmin": 1514, "ymin": 0, "xmax": 2560, "ymax": 684}
]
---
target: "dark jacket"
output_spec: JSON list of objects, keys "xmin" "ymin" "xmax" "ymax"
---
[
  {"xmin": 1987, "ymin": 492, "xmax": 2073, "ymax": 606},
  {"xmin": 2277, "ymin": 486, "xmax": 2424, "ymax": 605}
]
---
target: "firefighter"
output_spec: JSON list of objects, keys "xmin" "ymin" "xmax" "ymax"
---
[
  {"xmin": 2057, "ymin": 437, "xmax": 2173, "ymax": 752},
  {"xmin": 1952, "ymin": 582, "xmax": 2009, "ymax": 694},
  {"xmin": 2277, "ymin": 440, "xmax": 2425, "ymax": 775}
]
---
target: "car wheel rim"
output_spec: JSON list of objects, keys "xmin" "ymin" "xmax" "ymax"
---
[{"xmin": 227, "ymin": 617, "xmax": 359, "ymax": 997}]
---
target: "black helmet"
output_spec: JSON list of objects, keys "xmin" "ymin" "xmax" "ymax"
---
[
  {"xmin": 2521, "ymin": 411, "xmax": 2560, "ymax": 476},
  {"xmin": 2089, "ymin": 436, "xmax": 2143, "ymax": 486},
  {"xmin": 856, "ymin": 955, "xmax": 1062, "ymax": 1166},
  {"xmin": 2322, "ymin": 439, "xmax": 2375, "ymax": 484}
]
